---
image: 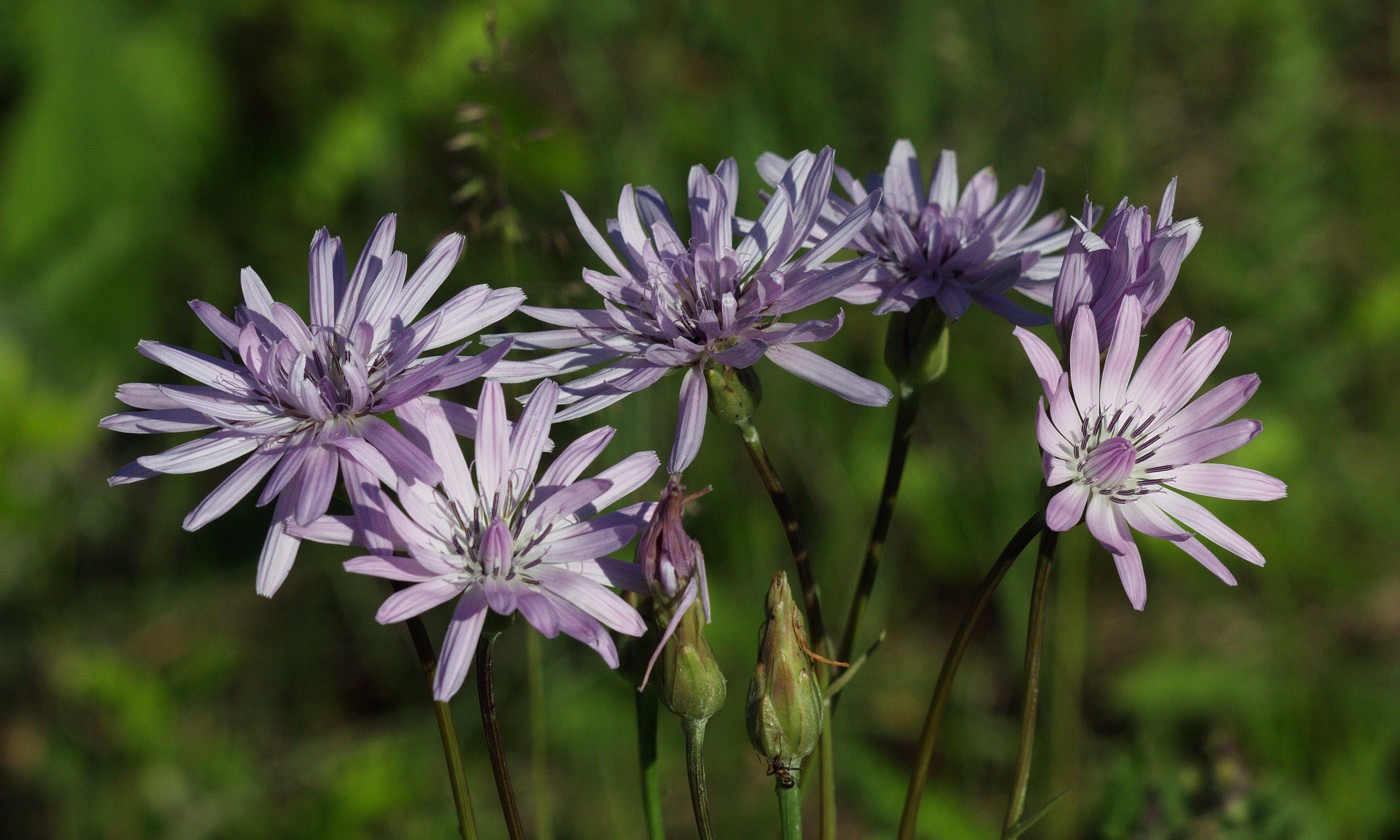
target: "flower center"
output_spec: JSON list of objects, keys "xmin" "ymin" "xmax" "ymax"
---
[{"xmin": 1081, "ymin": 436, "xmax": 1137, "ymax": 488}]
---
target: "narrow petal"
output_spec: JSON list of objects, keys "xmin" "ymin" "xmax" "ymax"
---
[
  {"xmin": 101, "ymin": 409, "xmax": 217, "ymax": 434},
  {"xmin": 255, "ymin": 489, "xmax": 301, "ymax": 597},
  {"xmin": 1153, "ymin": 489, "xmax": 1267, "ymax": 566},
  {"xmin": 669, "ymin": 366, "xmax": 708, "ymax": 473},
  {"xmin": 475, "ymin": 381, "xmax": 509, "ymax": 496},
  {"xmin": 510, "ymin": 380, "xmax": 559, "ymax": 482},
  {"xmin": 399, "ymin": 233, "xmax": 466, "ymax": 324},
  {"xmin": 433, "ymin": 588, "xmax": 490, "ymax": 701},
  {"xmin": 564, "ymin": 192, "xmax": 633, "ymax": 279},
  {"xmin": 1146, "ymin": 419, "xmax": 1261, "ymax": 467},
  {"xmin": 293, "ymin": 445, "xmax": 339, "ymax": 527},
  {"xmin": 1013, "ymin": 326, "xmax": 1064, "ymax": 400},
  {"xmin": 183, "ymin": 450, "xmax": 280, "ymax": 531},
  {"xmin": 308, "ymin": 228, "xmax": 339, "ymax": 328},
  {"xmin": 1046, "ymin": 482, "xmax": 1090, "ymax": 531},
  {"xmin": 1100, "ymin": 296, "xmax": 1142, "ymax": 408},
  {"xmin": 1068, "ymin": 305, "xmax": 1101, "ymax": 418},
  {"xmin": 343, "ymin": 553, "xmax": 442, "ymax": 582},
  {"xmin": 377, "ymin": 577, "xmax": 467, "ymax": 624},
  {"xmin": 1170, "ymin": 374, "xmax": 1260, "ymax": 433},
  {"xmin": 539, "ymin": 426, "xmax": 616, "ymax": 488},
  {"xmin": 532, "ymin": 567, "xmax": 646, "ymax": 635},
  {"xmin": 137, "ymin": 431, "xmax": 260, "ymax": 475},
  {"xmin": 576, "ymin": 451, "xmax": 661, "ymax": 517},
  {"xmin": 1169, "ymin": 463, "xmax": 1287, "ymax": 501},
  {"xmin": 538, "ymin": 523, "xmax": 638, "ymax": 565},
  {"xmin": 358, "ymin": 415, "xmax": 444, "ymax": 486},
  {"xmin": 764, "ymin": 343, "xmax": 891, "ymax": 407}
]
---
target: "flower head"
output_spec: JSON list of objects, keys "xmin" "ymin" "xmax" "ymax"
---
[
  {"xmin": 501, "ymin": 148, "xmax": 891, "ymax": 473},
  {"xmin": 297, "ymin": 380, "xmax": 660, "ymax": 701},
  {"xmin": 1015, "ymin": 297, "xmax": 1286, "ymax": 609},
  {"xmin": 759, "ymin": 140, "xmax": 1073, "ymax": 322},
  {"xmin": 1052, "ymin": 179, "xmax": 1202, "ymax": 348},
  {"xmin": 103, "ymin": 215, "xmax": 525, "ymax": 595}
]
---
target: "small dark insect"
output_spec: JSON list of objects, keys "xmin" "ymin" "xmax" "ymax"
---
[{"xmin": 767, "ymin": 756, "xmax": 797, "ymax": 789}]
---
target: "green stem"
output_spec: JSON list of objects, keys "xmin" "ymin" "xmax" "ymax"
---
[
  {"xmin": 477, "ymin": 633, "xmax": 526, "ymax": 840},
  {"xmin": 525, "ymin": 632, "xmax": 554, "ymax": 840},
  {"xmin": 896, "ymin": 509, "xmax": 1047, "ymax": 840},
  {"xmin": 635, "ymin": 691, "xmax": 665, "ymax": 840},
  {"xmin": 735, "ymin": 420, "xmax": 837, "ymax": 834},
  {"xmin": 778, "ymin": 773, "xmax": 804, "ymax": 840},
  {"xmin": 819, "ymin": 704, "xmax": 836, "ymax": 840},
  {"xmin": 734, "ymin": 419, "xmax": 830, "ymax": 666},
  {"xmin": 682, "ymin": 719, "xmax": 716, "ymax": 840},
  {"xmin": 397, "ymin": 591, "xmax": 479, "ymax": 840},
  {"xmin": 1003, "ymin": 529, "xmax": 1059, "ymax": 835},
  {"xmin": 833, "ymin": 386, "xmax": 922, "ymax": 714}
]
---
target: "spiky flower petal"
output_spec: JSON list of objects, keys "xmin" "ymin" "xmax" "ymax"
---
[
  {"xmin": 297, "ymin": 380, "xmax": 659, "ymax": 701},
  {"xmin": 759, "ymin": 140, "xmax": 1073, "ymax": 323},
  {"xmin": 103, "ymin": 215, "xmax": 525, "ymax": 595},
  {"xmin": 497, "ymin": 148, "xmax": 892, "ymax": 473},
  {"xmin": 1015, "ymin": 297, "xmax": 1285, "ymax": 609}
]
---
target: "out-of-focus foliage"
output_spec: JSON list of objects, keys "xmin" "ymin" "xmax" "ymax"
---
[{"xmin": 1, "ymin": 0, "xmax": 1396, "ymax": 837}]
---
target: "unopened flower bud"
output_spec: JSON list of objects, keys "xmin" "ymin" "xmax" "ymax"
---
[
  {"xmin": 704, "ymin": 363, "xmax": 762, "ymax": 426},
  {"xmin": 747, "ymin": 572, "xmax": 824, "ymax": 766},
  {"xmin": 657, "ymin": 603, "xmax": 726, "ymax": 723},
  {"xmin": 637, "ymin": 476, "xmax": 725, "ymax": 722},
  {"xmin": 884, "ymin": 298, "xmax": 949, "ymax": 394}
]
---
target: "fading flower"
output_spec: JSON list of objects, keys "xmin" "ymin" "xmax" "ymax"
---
[
  {"xmin": 295, "ymin": 380, "xmax": 660, "ymax": 701},
  {"xmin": 103, "ymin": 215, "xmax": 526, "ymax": 595},
  {"xmin": 1052, "ymin": 179, "xmax": 1202, "ymax": 349},
  {"xmin": 638, "ymin": 475, "xmax": 711, "ymax": 687},
  {"xmin": 758, "ymin": 140, "xmax": 1073, "ymax": 322},
  {"xmin": 1015, "ymin": 297, "xmax": 1286, "ymax": 609},
  {"xmin": 497, "ymin": 148, "xmax": 891, "ymax": 473}
]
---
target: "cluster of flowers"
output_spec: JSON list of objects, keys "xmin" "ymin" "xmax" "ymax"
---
[{"xmin": 104, "ymin": 143, "xmax": 1283, "ymax": 699}]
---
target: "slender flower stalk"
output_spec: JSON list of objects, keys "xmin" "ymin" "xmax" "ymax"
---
[
  {"xmin": 477, "ymin": 631, "xmax": 525, "ymax": 840},
  {"xmin": 1003, "ymin": 528, "xmax": 1059, "ymax": 836},
  {"xmin": 103, "ymin": 214, "xmax": 529, "ymax": 595},
  {"xmin": 634, "ymin": 690, "xmax": 665, "ymax": 840},
  {"xmin": 397, "ymin": 599, "xmax": 480, "ymax": 840},
  {"xmin": 1015, "ymin": 297, "xmax": 1286, "ymax": 609},
  {"xmin": 898, "ymin": 509, "xmax": 1046, "ymax": 840},
  {"xmin": 682, "ymin": 719, "xmax": 716, "ymax": 840},
  {"xmin": 777, "ymin": 781, "xmax": 803, "ymax": 840},
  {"xmin": 495, "ymin": 147, "xmax": 890, "ymax": 473}
]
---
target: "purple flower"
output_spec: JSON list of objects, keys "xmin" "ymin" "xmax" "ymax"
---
[
  {"xmin": 103, "ymin": 215, "xmax": 526, "ymax": 596},
  {"xmin": 1015, "ymin": 296, "xmax": 1286, "ymax": 610},
  {"xmin": 295, "ymin": 380, "xmax": 660, "ymax": 701},
  {"xmin": 500, "ymin": 148, "xmax": 891, "ymax": 473},
  {"xmin": 1052, "ymin": 179, "xmax": 1202, "ymax": 349},
  {"xmin": 758, "ymin": 140, "xmax": 1073, "ymax": 322}
]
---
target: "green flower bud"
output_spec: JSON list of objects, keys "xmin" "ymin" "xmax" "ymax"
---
[
  {"xmin": 704, "ymin": 363, "xmax": 762, "ymax": 426},
  {"xmin": 657, "ymin": 601, "xmax": 727, "ymax": 723},
  {"xmin": 746, "ymin": 572, "xmax": 824, "ymax": 766},
  {"xmin": 883, "ymin": 298, "xmax": 950, "ymax": 394}
]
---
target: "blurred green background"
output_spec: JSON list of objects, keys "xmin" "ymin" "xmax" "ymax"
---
[{"xmin": 2, "ymin": 0, "xmax": 1396, "ymax": 837}]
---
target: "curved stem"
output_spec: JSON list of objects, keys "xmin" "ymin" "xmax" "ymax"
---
[
  {"xmin": 833, "ymin": 387, "xmax": 922, "ymax": 714},
  {"xmin": 896, "ymin": 509, "xmax": 1047, "ymax": 840},
  {"xmin": 1003, "ymin": 529, "xmax": 1059, "ymax": 835},
  {"xmin": 734, "ymin": 419, "xmax": 830, "ymax": 665},
  {"xmin": 477, "ymin": 633, "xmax": 526, "ymax": 840},
  {"xmin": 397, "ymin": 592, "xmax": 479, "ymax": 840},
  {"xmin": 525, "ymin": 632, "xmax": 554, "ymax": 840},
  {"xmin": 778, "ymin": 772, "xmax": 804, "ymax": 840},
  {"xmin": 635, "ymin": 691, "xmax": 666, "ymax": 840},
  {"xmin": 682, "ymin": 719, "xmax": 716, "ymax": 840}
]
